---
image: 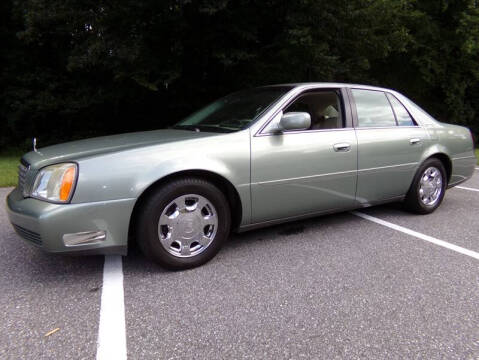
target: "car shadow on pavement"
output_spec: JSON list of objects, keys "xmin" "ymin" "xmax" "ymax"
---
[
  {"xmin": 3, "ymin": 201, "xmax": 417, "ymax": 278},
  {"xmin": 0, "ymin": 187, "xmax": 103, "ymax": 281},
  {"xmin": 1, "ymin": 229, "xmax": 104, "ymax": 282},
  {"xmin": 361, "ymin": 197, "xmax": 457, "ymax": 219},
  {"xmin": 123, "ymin": 211, "xmax": 359, "ymax": 275}
]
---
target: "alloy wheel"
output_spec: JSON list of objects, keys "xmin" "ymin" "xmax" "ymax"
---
[
  {"xmin": 158, "ymin": 194, "xmax": 218, "ymax": 258},
  {"xmin": 418, "ymin": 166, "xmax": 443, "ymax": 206}
]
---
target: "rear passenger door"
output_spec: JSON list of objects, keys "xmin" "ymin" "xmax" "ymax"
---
[{"xmin": 350, "ymin": 88, "xmax": 429, "ymax": 204}]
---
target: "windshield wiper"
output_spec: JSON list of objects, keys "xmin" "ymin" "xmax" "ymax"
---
[
  {"xmin": 172, "ymin": 124, "xmax": 234, "ymax": 133},
  {"xmin": 195, "ymin": 125, "xmax": 235, "ymax": 133},
  {"xmin": 170, "ymin": 125, "xmax": 201, "ymax": 132}
]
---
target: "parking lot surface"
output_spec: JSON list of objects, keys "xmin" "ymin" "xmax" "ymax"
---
[{"xmin": 1, "ymin": 170, "xmax": 478, "ymax": 359}]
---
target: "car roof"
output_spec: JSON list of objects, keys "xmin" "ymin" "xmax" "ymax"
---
[
  {"xmin": 258, "ymin": 82, "xmax": 439, "ymax": 127},
  {"xmin": 265, "ymin": 82, "xmax": 395, "ymax": 93}
]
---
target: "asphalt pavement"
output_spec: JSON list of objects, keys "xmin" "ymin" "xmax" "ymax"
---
[{"xmin": 1, "ymin": 170, "xmax": 478, "ymax": 359}]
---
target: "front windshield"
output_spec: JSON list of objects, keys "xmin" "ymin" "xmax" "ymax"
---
[{"xmin": 173, "ymin": 86, "xmax": 293, "ymax": 132}]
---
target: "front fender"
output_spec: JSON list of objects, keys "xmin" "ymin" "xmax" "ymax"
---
[{"xmin": 70, "ymin": 130, "xmax": 251, "ymax": 220}]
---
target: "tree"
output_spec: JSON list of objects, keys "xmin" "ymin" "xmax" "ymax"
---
[{"xmin": 1, "ymin": 0, "xmax": 478, "ymax": 149}]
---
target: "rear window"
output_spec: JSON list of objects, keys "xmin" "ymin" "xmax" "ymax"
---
[{"xmin": 387, "ymin": 94, "xmax": 416, "ymax": 126}]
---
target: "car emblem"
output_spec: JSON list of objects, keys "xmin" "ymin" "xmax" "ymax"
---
[{"xmin": 33, "ymin": 137, "xmax": 38, "ymax": 152}]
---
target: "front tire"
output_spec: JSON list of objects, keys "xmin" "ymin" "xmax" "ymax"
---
[
  {"xmin": 136, "ymin": 177, "xmax": 231, "ymax": 270},
  {"xmin": 404, "ymin": 158, "xmax": 447, "ymax": 214}
]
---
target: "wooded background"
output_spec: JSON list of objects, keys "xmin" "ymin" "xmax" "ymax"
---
[{"xmin": 1, "ymin": 0, "xmax": 478, "ymax": 149}]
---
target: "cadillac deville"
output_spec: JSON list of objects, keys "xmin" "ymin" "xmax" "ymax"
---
[{"xmin": 6, "ymin": 83, "xmax": 476, "ymax": 269}]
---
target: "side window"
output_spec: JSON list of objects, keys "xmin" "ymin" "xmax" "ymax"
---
[
  {"xmin": 352, "ymin": 89, "xmax": 396, "ymax": 128},
  {"xmin": 283, "ymin": 90, "xmax": 343, "ymax": 130},
  {"xmin": 387, "ymin": 94, "xmax": 416, "ymax": 126}
]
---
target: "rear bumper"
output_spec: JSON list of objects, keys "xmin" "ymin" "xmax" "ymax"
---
[{"xmin": 6, "ymin": 188, "xmax": 135, "ymax": 255}]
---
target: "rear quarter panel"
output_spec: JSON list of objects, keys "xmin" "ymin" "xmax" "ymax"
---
[
  {"xmin": 425, "ymin": 123, "xmax": 476, "ymax": 186},
  {"xmin": 395, "ymin": 91, "xmax": 475, "ymax": 186}
]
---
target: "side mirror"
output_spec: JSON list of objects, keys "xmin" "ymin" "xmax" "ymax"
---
[{"xmin": 279, "ymin": 112, "xmax": 311, "ymax": 131}]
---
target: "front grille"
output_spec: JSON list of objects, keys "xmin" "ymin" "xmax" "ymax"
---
[
  {"xmin": 17, "ymin": 159, "xmax": 30, "ymax": 196},
  {"xmin": 12, "ymin": 224, "xmax": 42, "ymax": 246}
]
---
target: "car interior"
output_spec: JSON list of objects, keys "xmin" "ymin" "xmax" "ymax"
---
[{"xmin": 284, "ymin": 91, "xmax": 343, "ymax": 130}]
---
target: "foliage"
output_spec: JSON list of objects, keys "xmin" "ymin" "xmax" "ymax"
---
[
  {"xmin": 0, "ymin": 154, "xmax": 22, "ymax": 187},
  {"xmin": 1, "ymin": 0, "xmax": 478, "ymax": 149}
]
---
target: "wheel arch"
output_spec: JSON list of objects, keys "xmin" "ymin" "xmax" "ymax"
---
[
  {"xmin": 425, "ymin": 153, "xmax": 452, "ymax": 184},
  {"xmin": 128, "ymin": 169, "xmax": 243, "ymax": 249}
]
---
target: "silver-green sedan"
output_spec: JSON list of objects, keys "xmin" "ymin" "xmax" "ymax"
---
[{"xmin": 6, "ymin": 83, "xmax": 477, "ymax": 269}]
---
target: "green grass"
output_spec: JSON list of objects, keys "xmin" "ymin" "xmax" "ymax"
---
[
  {"xmin": 0, "ymin": 153, "xmax": 22, "ymax": 187},
  {"xmin": 476, "ymin": 149, "xmax": 479, "ymax": 165}
]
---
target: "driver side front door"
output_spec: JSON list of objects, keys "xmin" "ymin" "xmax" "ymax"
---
[{"xmin": 250, "ymin": 89, "xmax": 358, "ymax": 224}]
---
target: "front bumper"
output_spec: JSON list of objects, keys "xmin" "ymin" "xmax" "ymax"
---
[{"xmin": 6, "ymin": 188, "xmax": 136, "ymax": 255}]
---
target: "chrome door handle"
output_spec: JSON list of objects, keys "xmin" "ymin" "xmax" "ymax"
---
[
  {"xmin": 409, "ymin": 138, "xmax": 421, "ymax": 145},
  {"xmin": 333, "ymin": 143, "xmax": 351, "ymax": 152}
]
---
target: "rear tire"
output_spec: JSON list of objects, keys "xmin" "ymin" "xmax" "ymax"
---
[
  {"xmin": 136, "ymin": 177, "xmax": 231, "ymax": 270},
  {"xmin": 403, "ymin": 158, "xmax": 447, "ymax": 214}
]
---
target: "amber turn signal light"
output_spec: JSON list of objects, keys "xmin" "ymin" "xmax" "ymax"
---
[{"xmin": 60, "ymin": 166, "xmax": 76, "ymax": 201}]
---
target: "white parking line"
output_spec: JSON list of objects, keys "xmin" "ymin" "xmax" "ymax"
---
[
  {"xmin": 475, "ymin": 167, "xmax": 479, "ymax": 170},
  {"xmin": 456, "ymin": 186, "xmax": 479, "ymax": 192},
  {"xmin": 351, "ymin": 211, "xmax": 479, "ymax": 260},
  {"xmin": 97, "ymin": 255, "xmax": 127, "ymax": 360}
]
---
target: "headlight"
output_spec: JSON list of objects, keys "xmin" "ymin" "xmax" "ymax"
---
[{"xmin": 31, "ymin": 163, "xmax": 78, "ymax": 203}]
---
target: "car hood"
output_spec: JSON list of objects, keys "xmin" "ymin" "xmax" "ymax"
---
[{"xmin": 23, "ymin": 129, "xmax": 218, "ymax": 169}]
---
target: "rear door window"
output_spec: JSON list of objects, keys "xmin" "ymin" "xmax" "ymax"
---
[{"xmin": 352, "ymin": 89, "xmax": 396, "ymax": 128}]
